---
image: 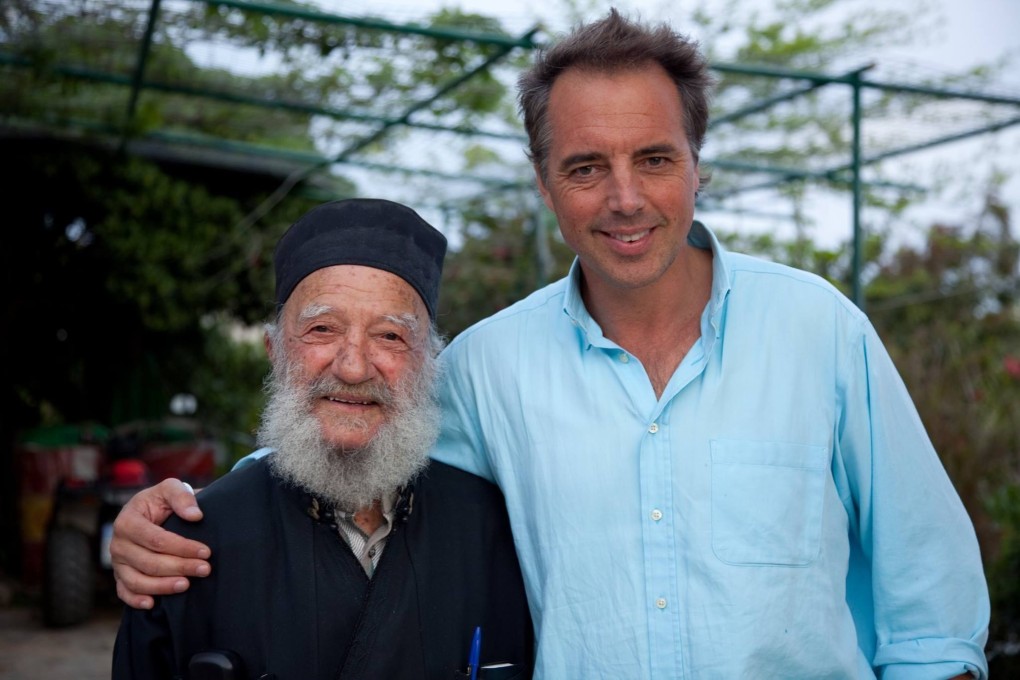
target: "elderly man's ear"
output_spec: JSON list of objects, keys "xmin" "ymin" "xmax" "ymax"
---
[{"xmin": 264, "ymin": 331, "xmax": 276, "ymax": 366}]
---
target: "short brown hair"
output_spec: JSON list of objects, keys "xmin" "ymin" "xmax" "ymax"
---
[{"xmin": 518, "ymin": 9, "xmax": 715, "ymax": 182}]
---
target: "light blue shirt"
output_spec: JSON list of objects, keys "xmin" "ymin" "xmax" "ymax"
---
[{"xmin": 432, "ymin": 222, "xmax": 989, "ymax": 679}]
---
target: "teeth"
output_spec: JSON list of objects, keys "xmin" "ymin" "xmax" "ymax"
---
[
  {"xmin": 613, "ymin": 230, "xmax": 649, "ymax": 243},
  {"xmin": 327, "ymin": 397, "xmax": 372, "ymax": 405}
]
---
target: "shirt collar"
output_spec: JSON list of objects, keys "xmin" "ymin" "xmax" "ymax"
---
[
  {"xmin": 562, "ymin": 220, "xmax": 732, "ymax": 349},
  {"xmin": 336, "ymin": 489, "xmax": 399, "ymax": 521},
  {"xmin": 689, "ymin": 220, "xmax": 732, "ymax": 338},
  {"xmin": 562, "ymin": 259, "xmax": 600, "ymax": 350}
]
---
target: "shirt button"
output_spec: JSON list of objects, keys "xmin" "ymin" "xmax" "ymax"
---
[
  {"xmin": 656, "ymin": 598, "xmax": 667, "ymax": 609},
  {"xmin": 619, "ymin": 353, "xmax": 630, "ymax": 363},
  {"xmin": 648, "ymin": 423, "xmax": 659, "ymax": 434},
  {"xmin": 651, "ymin": 509, "xmax": 663, "ymax": 521}
]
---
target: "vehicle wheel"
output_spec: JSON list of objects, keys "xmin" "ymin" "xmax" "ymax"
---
[{"xmin": 42, "ymin": 526, "xmax": 94, "ymax": 627}]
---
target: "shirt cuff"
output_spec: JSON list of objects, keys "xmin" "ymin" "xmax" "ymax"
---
[{"xmin": 875, "ymin": 637, "xmax": 987, "ymax": 680}]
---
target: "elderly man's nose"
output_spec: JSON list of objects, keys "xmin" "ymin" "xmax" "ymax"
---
[{"xmin": 332, "ymin": 340, "xmax": 375, "ymax": 383}]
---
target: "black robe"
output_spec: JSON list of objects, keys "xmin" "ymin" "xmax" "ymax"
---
[{"xmin": 113, "ymin": 457, "xmax": 533, "ymax": 680}]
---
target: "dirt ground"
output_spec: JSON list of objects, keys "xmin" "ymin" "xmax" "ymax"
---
[{"xmin": 0, "ymin": 602, "xmax": 121, "ymax": 680}]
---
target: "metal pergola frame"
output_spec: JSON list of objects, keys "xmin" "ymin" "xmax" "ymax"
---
[{"xmin": 4, "ymin": 0, "xmax": 1020, "ymax": 309}]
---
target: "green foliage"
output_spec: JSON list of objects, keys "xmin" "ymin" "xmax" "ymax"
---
[
  {"xmin": 0, "ymin": 1, "xmax": 517, "ymax": 156},
  {"xmin": 438, "ymin": 196, "xmax": 575, "ymax": 338},
  {"xmin": 180, "ymin": 320, "xmax": 271, "ymax": 464},
  {"xmin": 2, "ymin": 141, "xmax": 319, "ymax": 439},
  {"xmin": 1, "ymin": 3, "xmax": 314, "ymax": 144},
  {"xmin": 716, "ymin": 228, "xmax": 852, "ymax": 288},
  {"xmin": 987, "ymin": 484, "xmax": 1020, "ymax": 661},
  {"xmin": 89, "ymin": 163, "xmax": 249, "ymax": 331},
  {"xmin": 868, "ymin": 198, "xmax": 1019, "ymax": 554}
]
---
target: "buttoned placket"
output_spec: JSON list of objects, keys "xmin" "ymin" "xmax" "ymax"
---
[
  {"xmin": 563, "ymin": 242, "xmax": 728, "ymax": 678},
  {"xmin": 600, "ymin": 344, "xmax": 678, "ymax": 678},
  {"xmin": 625, "ymin": 333, "xmax": 712, "ymax": 679}
]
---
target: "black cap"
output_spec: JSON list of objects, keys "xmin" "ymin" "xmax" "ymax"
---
[{"xmin": 274, "ymin": 199, "xmax": 447, "ymax": 319}]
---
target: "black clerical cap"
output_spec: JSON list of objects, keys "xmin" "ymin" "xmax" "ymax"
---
[{"xmin": 274, "ymin": 199, "xmax": 447, "ymax": 319}]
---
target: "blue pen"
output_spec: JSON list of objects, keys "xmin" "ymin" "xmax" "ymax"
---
[{"xmin": 467, "ymin": 626, "xmax": 482, "ymax": 680}]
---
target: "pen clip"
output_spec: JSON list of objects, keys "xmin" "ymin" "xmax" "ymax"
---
[{"xmin": 467, "ymin": 626, "xmax": 482, "ymax": 680}]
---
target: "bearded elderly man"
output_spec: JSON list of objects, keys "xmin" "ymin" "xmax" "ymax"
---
[{"xmin": 111, "ymin": 199, "xmax": 533, "ymax": 680}]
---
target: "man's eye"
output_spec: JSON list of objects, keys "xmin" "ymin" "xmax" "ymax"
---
[
  {"xmin": 382, "ymin": 332, "xmax": 403, "ymax": 342},
  {"xmin": 646, "ymin": 156, "xmax": 666, "ymax": 167},
  {"xmin": 311, "ymin": 325, "xmax": 330, "ymax": 333},
  {"xmin": 572, "ymin": 165, "xmax": 595, "ymax": 177}
]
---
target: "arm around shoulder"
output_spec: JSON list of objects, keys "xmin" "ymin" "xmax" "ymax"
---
[{"xmin": 110, "ymin": 478, "xmax": 213, "ymax": 609}]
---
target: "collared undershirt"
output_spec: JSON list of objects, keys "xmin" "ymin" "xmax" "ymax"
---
[
  {"xmin": 229, "ymin": 451, "xmax": 399, "ymax": 578},
  {"xmin": 335, "ymin": 491, "xmax": 398, "ymax": 577}
]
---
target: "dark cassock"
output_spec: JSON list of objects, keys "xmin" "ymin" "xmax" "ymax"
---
[{"xmin": 112, "ymin": 456, "xmax": 534, "ymax": 680}]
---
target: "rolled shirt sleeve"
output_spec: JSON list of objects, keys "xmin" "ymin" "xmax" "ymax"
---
[{"xmin": 837, "ymin": 321, "xmax": 989, "ymax": 678}]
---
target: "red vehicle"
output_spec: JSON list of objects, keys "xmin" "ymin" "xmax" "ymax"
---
[{"xmin": 20, "ymin": 420, "xmax": 223, "ymax": 627}]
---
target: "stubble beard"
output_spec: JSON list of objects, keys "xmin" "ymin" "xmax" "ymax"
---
[{"xmin": 257, "ymin": 348, "xmax": 441, "ymax": 512}]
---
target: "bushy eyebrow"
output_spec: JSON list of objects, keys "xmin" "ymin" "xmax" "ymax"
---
[
  {"xmin": 558, "ymin": 152, "xmax": 601, "ymax": 172},
  {"xmin": 297, "ymin": 302, "xmax": 333, "ymax": 322},
  {"xmin": 296, "ymin": 306, "xmax": 423, "ymax": 342},
  {"xmin": 383, "ymin": 313, "xmax": 421, "ymax": 336},
  {"xmin": 636, "ymin": 143, "xmax": 680, "ymax": 157}
]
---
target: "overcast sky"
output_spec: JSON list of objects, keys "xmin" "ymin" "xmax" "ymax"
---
[{"xmin": 316, "ymin": 0, "xmax": 1019, "ymax": 82}]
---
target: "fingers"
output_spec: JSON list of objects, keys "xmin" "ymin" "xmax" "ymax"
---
[
  {"xmin": 112, "ymin": 481, "xmax": 211, "ymax": 559},
  {"xmin": 114, "ymin": 563, "xmax": 198, "ymax": 610},
  {"xmin": 137, "ymin": 478, "xmax": 203, "ymax": 523},
  {"xmin": 115, "ymin": 575, "xmax": 155, "ymax": 610},
  {"xmin": 161, "ymin": 479, "xmax": 204, "ymax": 522},
  {"xmin": 111, "ymin": 522, "xmax": 211, "ymax": 577},
  {"xmin": 110, "ymin": 480, "xmax": 213, "ymax": 607}
]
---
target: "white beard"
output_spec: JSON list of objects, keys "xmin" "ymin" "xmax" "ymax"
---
[{"xmin": 256, "ymin": 350, "xmax": 441, "ymax": 512}]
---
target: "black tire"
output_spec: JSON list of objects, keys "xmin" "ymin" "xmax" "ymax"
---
[{"xmin": 42, "ymin": 526, "xmax": 94, "ymax": 627}]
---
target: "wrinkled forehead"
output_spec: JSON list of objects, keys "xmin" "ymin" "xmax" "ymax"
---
[{"xmin": 284, "ymin": 264, "xmax": 429, "ymax": 327}]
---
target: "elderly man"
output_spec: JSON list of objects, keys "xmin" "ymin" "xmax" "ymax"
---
[
  {"xmin": 111, "ymin": 199, "xmax": 533, "ymax": 679},
  {"xmin": 112, "ymin": 10, "xmax": 988, "ymax": 680}
]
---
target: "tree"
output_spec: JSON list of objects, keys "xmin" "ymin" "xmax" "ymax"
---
[
  {"xmin": 0, "ymin": 1, "xmax": 534, "ymax": 534},
  {"xmin": 0, "ymin": 0, "xmax": 527, "ymax": 433},
  {"xmin": 438, "ymin": 192, "xmax": 575, "ymax": 337}
]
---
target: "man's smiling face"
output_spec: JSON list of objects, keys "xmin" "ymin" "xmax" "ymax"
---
[
  {"xmin": 270, "ymin": 264, "xmax": 430, "ymax": 452},
  {"xmin": 536, "ymin": 63, "xmax": 700, "ymax": 296}
]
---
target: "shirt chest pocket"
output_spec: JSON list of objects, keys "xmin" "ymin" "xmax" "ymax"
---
[{"xmin": 710, "ymin": 440, "xmax": 828, "ymax": 567}]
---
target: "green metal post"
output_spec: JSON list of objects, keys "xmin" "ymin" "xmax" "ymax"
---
[
  {"xmin": 850, "ymin": 69, "xmax": 867, "ymax": 310},
  {"xmin": 192, "ymin": 0, "xmax": 540, "ymax": 49},
  {"xmin": 126, "ymin": 0, "xmax": 163, "ymax": 124},
  {"xmin": 0, "ymin": 51, "xmax": 527, "ymax": 142},
  {"xmin": 235, "ymin": 29, "xmax": 536, "ymax": 231},
  {"xmin": 333, "ymin": 34, "xmax": 534, "ymax": 162}
]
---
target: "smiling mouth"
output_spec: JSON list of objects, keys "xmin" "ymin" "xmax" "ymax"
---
[
  {"xmin": 609, "ymin": 229, "xmax": 650, "ymax": 243},
  {"xmin": 324, "ymin": 396, "xmax": 377, "ymax": 406}
]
